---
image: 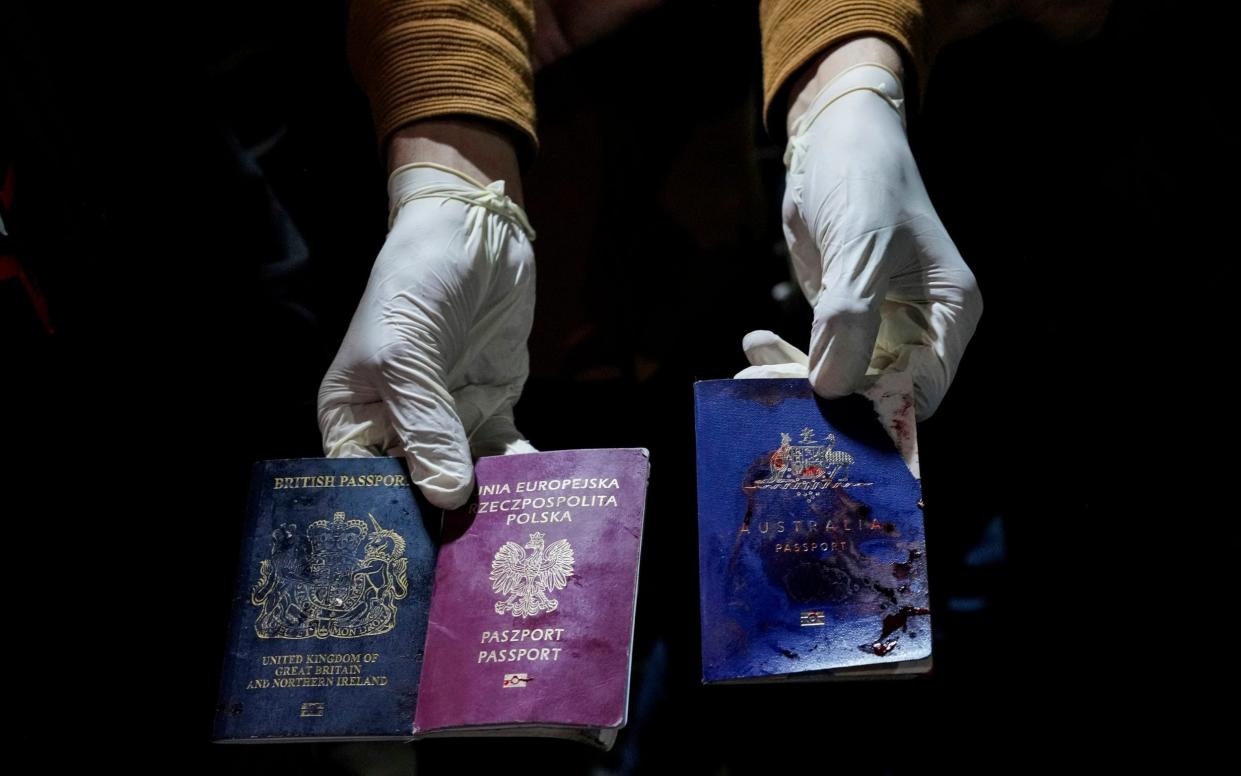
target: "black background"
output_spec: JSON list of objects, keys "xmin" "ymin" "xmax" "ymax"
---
[{"xmin": 2, "ymin": 1, "xmax": 1219, "ymax": 771}]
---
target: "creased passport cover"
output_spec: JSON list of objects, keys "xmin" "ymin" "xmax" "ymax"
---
[
  {"xmin": 695, "ymin": 379, "xmax": 930, "ymax": 683},
  {"xmin": 214, "ymin": 458, "xmax": 437, "ymax": 742},
  {"xmin": 413, "ymin": 448, "xmax": 649, "ymax": 737}
]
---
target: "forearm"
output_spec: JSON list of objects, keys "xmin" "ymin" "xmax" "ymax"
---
[
  {"xmin": 759, "ymin": 0, "xmax": 930, "ymax": 128},
  {"xmin": 785, "ymin": 37, "xmax": 904, "ymax": 135},
  {"xmin": 388, "ymin": 120, "xmax": 524, "ymax": 207}
]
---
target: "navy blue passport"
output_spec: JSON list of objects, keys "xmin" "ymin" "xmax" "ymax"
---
[
  {"xmin": 695, "ymin": 379, "xmax": 931, "ymax": 683},
  {"xmin": 213, "ymin": 458, "xmax": 437, "ymax": 742}
]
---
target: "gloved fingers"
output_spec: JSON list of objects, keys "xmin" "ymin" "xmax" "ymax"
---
[
  {"xmin": 912, "ymin": 227, "xmax": 984, "ymax": 376},
  {"xmin": 732, "ymin": 330, "xmax": 809, "ymax": 380},
  {"xmin": 469, "ymin": 408, "xmax": 538, "ymax": 457},
  {"xmin": 867, "ymin": 340, "xmax": 946, "ymax": 421},
  {"xmin": 445, "ymin": 240, "xmax": 535, "ymax": 416},
  {"xmin": 741, "ymin": 329, "xmax": 809, "ymax": 368},
  {"xmin": 373, "ymin": 340, "xmax": 476, "ymax": 510},
  {"xmin": 807, "ymin": 290, "xmax": 882, "ymax": 399},
  {"xmin": 451, "ymin": 340, "xmax": 531, "ymax": 458},
  {"xmin": 317, "ymin": 246, "xmax": 478, "ymax": 509},
  {"xmin": 319, "ymin": 354, "xmax": 392, "ymax": 455},
  {"xmin": 868, "ymin": 314, "xmax": 979, "ymax": 421},
  {"xmin": 319, "ymin": 397, "xmax": 394, "ymax": 458},
  {"xmin": 871, "ymin": 231, "xmax": 983, "ymax": 420},
  {"xmin": 449, "ymin": 229, "xmax": 535, "ymax": 456},
  {"xmin": 805, "ymin": 220, "xmax": 908, "ymax": 399},
  {"xmin": 375, "ymin": 222, "xmax": 485, "ymax": 377},
  {"xmin": 781, "ymin": 178, "xmax": 827, "ymax": 303},
  {"xmin": 736, "ymin": 330, "xmax": 811, "ymax": 378}
]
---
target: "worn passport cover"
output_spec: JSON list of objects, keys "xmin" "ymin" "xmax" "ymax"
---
[
  {"xmin": 214, "ymin": 458, "xmax": 437, "ymax": 742},
  {"xmin": 695, "ymin": 378, "xmax": 930, "ymax": 683},
  {"xmin": 413, "ymin": 448, "xmax": 650, "ymax": 747}
]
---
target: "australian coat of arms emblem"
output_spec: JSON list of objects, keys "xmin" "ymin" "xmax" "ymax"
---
[
  {"xmin": 752, "ymin": 427, "xmax": 870, "ymax": 503},
  {"xmin": 250, "ymin": 511, "xmax": 409, "ymax": 639},
  {"xmin": 490, "ymin": 532, "xmax": 575, "ymax": 618}
]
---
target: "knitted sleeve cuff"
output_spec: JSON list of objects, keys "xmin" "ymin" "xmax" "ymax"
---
[{"xmin": 348, "ymin": 0, "xmax": 537, "ymax": 157}]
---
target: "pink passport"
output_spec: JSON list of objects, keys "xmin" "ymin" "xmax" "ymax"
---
[{"xmin": 412, "ymin": 448, "xmax": 650, "ymax": 749}]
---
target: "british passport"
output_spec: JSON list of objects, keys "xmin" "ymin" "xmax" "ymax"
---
[
  {"xmin": 213, "ymin": 458, "xmax": 437, "ymax": 742},
  {"xmin": 214, "ymin": 450, "xmax": 650, "ymax": 748},
  {"xmin": 694, "ymin": 377, "xmax": 931, "ymax": 683}
]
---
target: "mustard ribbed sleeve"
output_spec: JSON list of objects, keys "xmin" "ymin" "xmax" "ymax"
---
[
  {"xmin": 347, "ymin": 0, "xmax": 536, "ymax": 154},
  {"xmin": 760, "ymin": 0, "xmax": 945, "ymax": 126}
]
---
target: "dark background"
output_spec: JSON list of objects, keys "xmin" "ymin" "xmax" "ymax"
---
[{"xmin": 2, "ymin": 1, "xmax": 1218, "ymax": 771}]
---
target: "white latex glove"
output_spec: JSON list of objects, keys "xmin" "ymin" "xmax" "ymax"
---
[
  {"xmin": 736, "ymin": 331, "xmax": 920, "ymax": 478},
  {"xmin": 752, "ymin": 63, "xmax": 982, "ymax": 420},
  {"xmin": 318, "ymin": 163, "xmax": 537, "ymax": 509}
]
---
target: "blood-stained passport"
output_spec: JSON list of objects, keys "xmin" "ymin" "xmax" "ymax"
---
[
  {"xmin": 413, "ymin": 448, "xmax": 650, "ymax": 749},
  {"xmin": 695, "ymin": 377, "xmax": 931, "ymax": 683}
]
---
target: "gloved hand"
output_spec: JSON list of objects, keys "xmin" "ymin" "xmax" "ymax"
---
[
  {"xmin": 737, "ymin": 330, "xmax": 920, "ymax": 477},
  {"xmin": 318, "ymin": 163, "xmax": 537, "ymax": 509},
  {"xmin": 749, "ymin": 62, "xmax": 982, "ymax": 420}
]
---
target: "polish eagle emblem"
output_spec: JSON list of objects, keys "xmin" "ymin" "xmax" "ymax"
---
[{"xmin": 490, "ymin": 532, "xmax": 575, "ymax": 618}]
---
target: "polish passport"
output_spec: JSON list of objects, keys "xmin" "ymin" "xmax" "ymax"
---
[
  {"xmin": 695, "ymin": 377, "xmax": 931, "ymax": 683},
  {"xmin": 213, "ymin": 450, "xmax": 650, "ymax": 748}
]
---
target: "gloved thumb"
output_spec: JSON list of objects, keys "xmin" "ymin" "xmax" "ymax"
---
[
  {"xmin": 734, "ymin": 330, "xmax": 810, "ymax": 379},
  {"xmin": 469, "ymin": 409, "xmax": 538, "ymax": 458}
]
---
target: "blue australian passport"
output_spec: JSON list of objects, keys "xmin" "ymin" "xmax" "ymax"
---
[
  {"xmin": 213, "ymin": 458, "xmax": 437, "ymax": 742},
  {"xmin": 695, "ymin": 378, "xmax": 931, "ymax": 683}
]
